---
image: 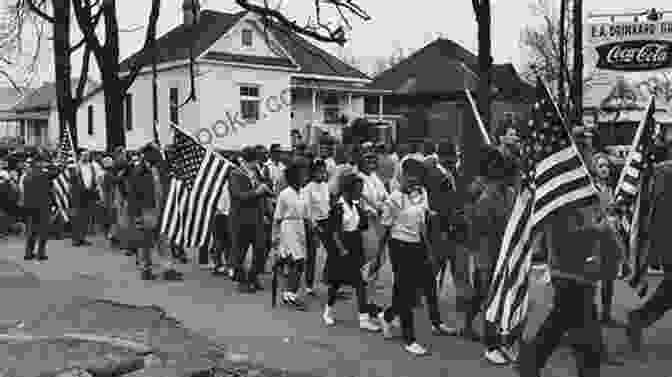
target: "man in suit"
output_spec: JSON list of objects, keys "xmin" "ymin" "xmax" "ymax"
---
[
  {"xmin": 22, "ymin": 155, "xmax": 59, "ymax": 261},
  {"xmin": 228, "ymin": 146, "xmax": 274, "ymax": 293}
]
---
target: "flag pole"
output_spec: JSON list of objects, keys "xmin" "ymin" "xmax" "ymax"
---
[{"xmin": 465, "ymin": 89, "xmax": 493, "ymax": 146}]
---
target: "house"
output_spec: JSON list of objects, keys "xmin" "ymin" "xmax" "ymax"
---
[
  {"xmin": 0, "ymin": 86, "xmax": 29, "ymax": 142},
  {"xmin": 366, "ymin": 38, "xmax": 535, "ymax": 146},
  {"xmin": 74, "ymin": 0, "xmax": 390, "ymax": 151}
]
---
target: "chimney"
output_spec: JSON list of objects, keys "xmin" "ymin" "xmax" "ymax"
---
[{"xmin": 182, "ymin": 0, "xmax": 200, "ymax": 26}]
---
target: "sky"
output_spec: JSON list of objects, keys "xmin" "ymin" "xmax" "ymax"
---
[{"xmin": 19, "ymin": 0, "xmax": 672, "ymax": 86}]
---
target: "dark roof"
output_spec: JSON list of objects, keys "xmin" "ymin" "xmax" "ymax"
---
[
  {"xmin": 119, "ymin": 10, "xmax": 246, "ymax": 72},
  {"xmin": 270, "ymin": 26, "xmax": 369, "ymax": 79},
  {"xmin": 201, "ymin": 51, "xmax": 296, "ymax": 68},
  {"xmin": 12, "ymin": 78, "xmax": 98, "ymax": 113},
  {"xmin": 368, "ymin": 38, "xmax": 534, "ymax": 102},
  {"xmin": 118, "ymin": 9, "xmax": 369, "ymax": 80}
]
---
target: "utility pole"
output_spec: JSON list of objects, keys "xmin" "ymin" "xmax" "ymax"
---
[{"xmin": 572, "ymin": 0, "xmax": 583, "ymax": 125}]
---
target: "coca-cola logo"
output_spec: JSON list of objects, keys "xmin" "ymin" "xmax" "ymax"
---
[{"xmin": 595, "ymin": 40, "xmax": 672, "ymax": 71}]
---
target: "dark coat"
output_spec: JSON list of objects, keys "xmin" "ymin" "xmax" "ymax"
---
[
  {"xmin": 68, "ymin": 169, "xmax": 87, "ymax": 209},
  {"xmin": 125, "ymin": 164, "xmax": 158, "ymax": 219},
  {"xmin": 23, "ymin": 165, "xmax": 59, "ymax": 210},
  {"xmin": 228, "ymin": 166, "xmax": 266, "ymax": 227},
  {"xmin": 645, "ymin": 161, "xmax": 672, "ymax": 266}
]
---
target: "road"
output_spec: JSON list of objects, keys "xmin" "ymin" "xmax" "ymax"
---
[{"xmin": 0, "ymin": 236, "xmax": 670, "ymax": 377}]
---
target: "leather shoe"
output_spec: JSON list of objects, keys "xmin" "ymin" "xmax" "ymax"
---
[{"xmin": 626, "ymin": 311, "xmax": 643, "ymax": 352}]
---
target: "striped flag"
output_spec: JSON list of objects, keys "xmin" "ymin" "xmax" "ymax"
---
[
  {"xmin": 52, "ymin": 125, "xmax": 76, "ymax": 222},
  {"xmin": 613, "ymin": 98, "xmax": 657, "ymax": 293},
  {"xmin": 485, "ymin": 79, "xmax": 599, "ymax": 334},
  {"xmin": 159, "ymin": 125, "xmax": 231, "ymax": 248}
]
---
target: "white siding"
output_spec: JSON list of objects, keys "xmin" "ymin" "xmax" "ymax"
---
[
  {"xmin": 207, "ymin": 16, "xmax": 287, "ymax": 59},
  {"xmin": 197, "ymin": 63, "xmax": 291, "ymax": 150}
]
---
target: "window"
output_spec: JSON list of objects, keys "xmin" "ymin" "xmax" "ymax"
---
[
  {"xmin": 240, "ymin": 85, "xmax": 260, "ymax": 121},
  {"xmin": 322, "ymin": 94, "xmax": 341, "ymax": 124},
  {"xmin": 87, "ymin": 105, "xmax": 94, "ymax": 135},
  {"xmin": 169, "ymin": 87, "xmax": 179, "ymax": 125},
  {"xmin": 241, "ymin": 29, "xmax": 253, "ymax": 47},
  {"xmin": 124, "ymin": 94, "xmax": 133, "ymax": 131}
]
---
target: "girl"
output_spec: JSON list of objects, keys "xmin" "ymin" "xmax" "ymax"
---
[
  {"xmin": 377, "ymin": 158, "xmax": 456, "ymax": 356},
  {"xmin": 303, "ymin": 159, "xmax": 331, "ymax": 295},
  {"xmin": 272, "ymin": 158, "xmax": 310, "ymax": 309},
  {"xmin": 322, "ymin": 172, "xmax": 381, "ymax": 332},
  {"xmin": 591, "ymin": 152, "xmax": 621, "ymax": 326}
]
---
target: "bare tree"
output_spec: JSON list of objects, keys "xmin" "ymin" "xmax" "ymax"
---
[
  {"xmin": 0, "ymin": 0, "xmax": 46, "ymax": 93},
  {"xmin": 26, "ymin": 0, "xmax": 94, "ymax": 148}
]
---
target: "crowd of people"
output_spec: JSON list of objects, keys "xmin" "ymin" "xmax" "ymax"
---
[{"xmin": 0, "ymin": 125, "xmax": 671, "ymax": 376}]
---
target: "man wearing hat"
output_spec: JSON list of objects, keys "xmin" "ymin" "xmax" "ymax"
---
[{"xmin": 22, "ymin": 155, "xmax": 60, "ymax": 261}]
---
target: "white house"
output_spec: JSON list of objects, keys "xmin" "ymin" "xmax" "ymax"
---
[{"xmin": 73, "ymin": 1, "xmax": 390, "ymax": 151}]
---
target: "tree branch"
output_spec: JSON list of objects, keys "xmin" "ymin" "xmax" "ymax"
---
[
  {"xmin": 121, "ymin": 0, "xmax": 161, "ymax": 94},
  {"xmin": 235, "ymin": 0, "xmax": 369, "ymax": 45},
  {"xmin": 71, "ymin": 0, "xmax": 104, "ymax": 58},
  {"xmin": 25, "ymin": 0, "xmax": 55, "ymax": 23},
  {"xmin": 0, "ymin": 69, "xmax": 24, "ymax": 93},
  {"xmin": 74, "ymin": 44, "xmax": 92, "ymax": 107}
]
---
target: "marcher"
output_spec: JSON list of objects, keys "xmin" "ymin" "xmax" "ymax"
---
[
  {"xmin": 517, "ymin": 204, "xmax": 624, "ymax": 377},
  {"xmin": 303, "ymin": 158, "xmax": 331, "ymax": 295},
  {"xmin": 376, "ymin": 158, "xmax": 455, "ymax": 356},
  {"xmin": 272, "ymin": 158, "xmax": 310, "ymax": 309},
  {"xmin": 22, "ymin": 155, "xmax": 59, "ymax": 261},
  {"xmin": 322, "ymin": 172, "xmax": 381, "ymax": 332}
]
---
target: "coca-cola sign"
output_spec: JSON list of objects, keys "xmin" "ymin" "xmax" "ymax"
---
[{"xmin": 595, "ymin": 40, "xmax": 672, "ymax": 71}]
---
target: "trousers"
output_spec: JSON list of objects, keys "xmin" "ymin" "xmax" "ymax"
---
[
  {"xmin": 631, "ymin": 264, "xmax": 672, "ymax": 329},
  {"xmin": 518, "ymin": 278, "xmax": 602, "ymax": 377}
]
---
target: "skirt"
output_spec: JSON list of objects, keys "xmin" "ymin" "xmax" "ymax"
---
[{"xmin": 323, "ymin": 230, "xmax": 365, "ymax": 287}]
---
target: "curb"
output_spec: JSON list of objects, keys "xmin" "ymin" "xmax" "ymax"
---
[{"xmin": 0, "ymin": 333, "xmax": 154, "ymax": 354}]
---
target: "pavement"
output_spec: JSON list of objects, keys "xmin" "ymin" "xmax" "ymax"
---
[{"xmin": 0, "ymin": 235, "xmax": 671, "ymax": 377}]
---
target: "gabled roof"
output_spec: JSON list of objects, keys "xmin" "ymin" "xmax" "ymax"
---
[
  {"xmin": 368, "ymin": 38, "xmax": 534, "ymax": 102},
  {"xmin": 119, "ymin": 10, "xmax": 246, "ymax": 72},
  {"xmin": 12, "ymin": 78, "xmax": 98, "ymax": 113},
  {"xmin": 118, "ymin": 9, "xmax": 369, "ymax": 80}
]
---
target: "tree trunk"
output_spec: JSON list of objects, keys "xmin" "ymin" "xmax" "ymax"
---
[
  {"xmin": 572, "ymin": 0, "xmax": 583, "ymax": 124},
  {"xmin": 477, "ymin": 0, "xmax": 492, "ymax": 133},
  {"xmin": 559, "ymin": 0, "xmax": 566, "ymax": 113},
  {"xmin": 52, "ymin": 0, "xmax": 76, "ymax": 148},
  {"xmin": 101, "ymin": 72, "xmax": 125, "ymax": 151}
]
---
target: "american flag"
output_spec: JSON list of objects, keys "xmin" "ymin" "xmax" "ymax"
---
[
  {"xmin": 52, "ymin": 125, "xmax": 76, "ymax": 222},
  {"xmin": 613, "ymin": 98, "xmax": 657, "ymax": 294},
  {"xmin": 485, "ymin": 79, "xmax": 599, "ymax": 334},
  {"xmin": 159, "ymin": 125, "xmax": 231, "ymax": 248}
]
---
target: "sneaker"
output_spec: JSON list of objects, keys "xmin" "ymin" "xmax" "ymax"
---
[
  {"xmin": 391, "ymin": 317, "xmax": 401, "ymax": 328},
  {"xmin": 36, "ymin": 255, "xmax": 48, "ymax": 262},
  {"xmin": 484, "ymin": 348, "xmax": 510, "ymax": 365},
  {"xmin": 404, "ymin": 342, "xmax": 429, "ymax": 356},
  {"xmin": 431, "ymin": 323, "xmax": 459, "ymax": 336},
  {"xmin": 305, "ymin": 287, "xmax": 316, "ymax": 296},
  {"xmin": 358, "ymin": 314, "xmax": 381, "ymax": 332},
  {"xmin": 322, "ymin": 306, "xmax": 335, "ymax": 326},
  {"xmin": 24, "ymin": 254, "xmax": 35, "ymax": 261},
  {"xmin": 377, "ymin": 312, "xmax": 393, "ymax": 339}
]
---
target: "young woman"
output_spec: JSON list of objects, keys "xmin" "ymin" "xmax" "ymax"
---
[
  {"xmin": 303, "ymin": 159, "xmax": 331, "ymax": 295},
  {"xmin": 322, "ymin": 172, "xmax": 381, "ymax": 332},
  {"xmin": 272, "ymin": 158, "xmax": 311, "ymax": 309},
  {"xmin": 377, "ymin": 158, "xmax": 456, "ymax": 356},
  {"xmin": 591, "ymin": 152, "xmax": 621, "ymax": 326}
]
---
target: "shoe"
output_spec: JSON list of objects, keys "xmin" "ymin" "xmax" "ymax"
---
[
  {"xmin": 322, "ymin": 306, "xmax": 335, "ymax": 326},
  {"xmin": 358, "ymin": 314, "xmax": 381, "ymax": 332},
  {"xmin": 305, "ymin": 287, "xmax": 316, "ymax": 296},
  {"xmin": 199, "ymin": 262, "xmax": 215, "ymax": 270},
  {"xmin": 377, "ymin": 312, "xmax": 393, "ymax": 339},
  {"xmin": 250, "ymin": 280, "xmax": 264, "ymax": 291},
  {"xmin": 391, "ymin": 317, "xmax": 401, "ymax": 328},
  {"xmin": 237, "ymin": 283, "xmax": 257, "ymax": 294},
  {"xmin": 601, "ymin": 353, "xmax": 625, "ymax": 366},
  {"xmin": 431, "ymin": 323, "xmax": 459, "ymax": 336},
  {"xmin": 282, "ymin": 292, "xmax": 306, "ymax": 311},
  {"xmin": 500, "ymin": 345, "xmax": 518, "ymax": 363},
  {"xmin": 212, "ymin": 266, "xmax": 228, "ymax": 276},
  {"xmin": 626, "ymin": 311, "xmax": 643, "ymax": 352},
  {"xmin": 404, "ymin": 342, "xmax": 429, "ymax": 356},
  {"xmin": 484, "ymin": 348, "xmax": 510, "ymax": 365},
  {"xmin": 456, "ymin": 327, "xmax": 481, "ymax": 342},
  {"xmin": 80, "ymin": 240, "xmax": 92, "ymax": 246},
  {"xmin": 162, "ymin": 269, "xmax": 183, "ymax": 281},
  {"xmin": 24, "ymin": 254, "xmax": 35, "ymax": 261},
  {"xmin": 36, "ymin": 255, "xmax": 48, "ymax": 262}
]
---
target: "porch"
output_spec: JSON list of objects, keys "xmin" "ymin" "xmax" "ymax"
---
[
  {"xmin": 0, "ymin": 110, "xmax": 50, "ymax": 146},
  {"xmin": 289, "ymin": 78, "xmax": 395, "ymax": 144}
]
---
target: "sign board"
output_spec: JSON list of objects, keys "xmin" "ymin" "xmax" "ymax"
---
[{"xmin": 584, "ymin": 19, "xmax": 672, "ymax": 110}]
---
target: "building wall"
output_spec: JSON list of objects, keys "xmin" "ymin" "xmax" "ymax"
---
[
  {"xmin": 196, "ymin": 62, "xmax": 292, "ymax": 150},
  {"xmin": 207, "ymin": 15, "xmax": 288, "ymax": 59},
  {"xmin": 291, "ymin": 90, "xmax": 366, "ymax": 142}
]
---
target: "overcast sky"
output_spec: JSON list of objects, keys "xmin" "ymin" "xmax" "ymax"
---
[{"xmin": 25, "ymin": 0, "xmax": 672, "ymax": 85}]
